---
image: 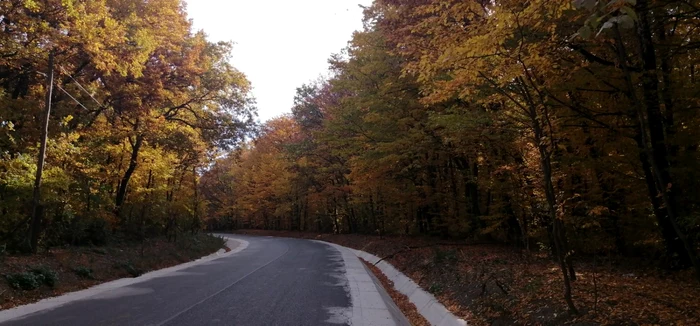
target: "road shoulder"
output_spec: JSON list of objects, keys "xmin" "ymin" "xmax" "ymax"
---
[
  {"xmin": 0, "ymin": 237, "xmax": 248, "ymax": 323},
  {"xmin": 318, "ymin": 240, "xmax": 467, "ymax": 326},
  {"xmin": 318, "ymin": 240, "xmax": 410, "ymax": 326}
]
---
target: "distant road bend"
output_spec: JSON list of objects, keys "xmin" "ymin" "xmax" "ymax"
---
[{"xmin": 0, "ymin": 235, "xmax": 406, "ymax": 326}]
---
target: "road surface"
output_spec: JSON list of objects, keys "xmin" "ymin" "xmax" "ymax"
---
[{"xmin": 0, "ymin": 235, "xmax": 403, "ymax": 326}]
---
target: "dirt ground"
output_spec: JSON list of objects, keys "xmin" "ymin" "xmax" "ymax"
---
[
  {"xmin": 0, "ymin": 234, "xmax": 225, "ymax": 310},
  {"xmin": 236, "ymin": 229, "xmax": 700, "ymax": 326}
]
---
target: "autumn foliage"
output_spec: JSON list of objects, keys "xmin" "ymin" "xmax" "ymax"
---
[
  {"xmin": 2, "ymin": 0, "xmax": 700, "ymax": 321},
  {"xmin": 0, "ymin": 0, "xmax": 255, "ymax": 250},
  {"xmin": 202, "ymin": 0, "xmax": 700, "ymax": 317}
]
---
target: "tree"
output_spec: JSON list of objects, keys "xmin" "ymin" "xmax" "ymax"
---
[{"xmin": 0, "ymin": 0, "xmax": 255, "ymax": 250}]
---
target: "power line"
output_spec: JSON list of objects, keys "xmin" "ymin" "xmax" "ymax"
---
[
  {"xmin": 15, "ymin": 53, "xmax": 102, "ymax": 115},
  {"xmin": 57, "ymin": 64, "xmax": 105, "ymax": 108},
  {"xmin": 55, "ymin": 83, "xmax": 90, "ymax": 112},
  {"xmin": 18, "ymin": 53, "xmax": 107, "ymax": 110}
]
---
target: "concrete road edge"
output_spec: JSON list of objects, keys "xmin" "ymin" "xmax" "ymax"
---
[
  {"xmin": 317, "ymin": 241, "xmax": 410, "ymax": 326},
  {"xmin": 360, "ymin": 259, "xmax": 411, "ymax": 326},
  {"xmin": 318, "ymin": 241, "xmax": 468, "ymax": 326}
]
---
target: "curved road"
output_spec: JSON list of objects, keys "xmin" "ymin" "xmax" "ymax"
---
[{"xmin": 0, "ymin": 235, "xmax": 403, "ymax": 326}]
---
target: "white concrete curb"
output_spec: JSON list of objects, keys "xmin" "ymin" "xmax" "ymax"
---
[
  {"xmin": 319, "ymin": 241, "xmax": 409, "ymax": 326},
  {"xmin": 0, "ymin": 236, "xmax": 248, "ymax": 323},
  {"xmin": 320, "ymin": 241, "xmax": 468, "ymax": 326},
  {"xmin": 354, "ymin": 249, "xmax": 468, "ymax": 326}
]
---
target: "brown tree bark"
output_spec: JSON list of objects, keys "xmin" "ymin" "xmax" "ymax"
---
[
  {"xmin": 612, "ymin": 10, "xmax": 700, "ymax": 280},
  {"xmin": 115, "ymin": 132, "xmax": 144, "ymax": 218}
]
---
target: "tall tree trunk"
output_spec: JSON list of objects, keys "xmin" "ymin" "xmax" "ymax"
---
[
  {"xmin": 448, "ymin": 158, "xmax": 461, "ymax": 231},
  {"xmin": 614, "ymin": 15, "xmax": 700, "ymax": 280},
  {"xmin": 343, "ymin": 194, "xmax": 355, "ymax": 233},
  {"xmin": 454, "ymin": 157, "xmax": 481, "ymax": 230},
  {"xmin": 139, "ymin": 169, "xmax": 154, "ymax": 241},
  {"xmin": 115, "ymin": 133, "xmax": 144, "ymax": 218},
  {"xmin": 634, "ymin": 128, "xmax": 689, "ymax": 265},
  {"xmin": 469, "ymin": 162, "xmax": 481, "ymax": 218},
  {"xmin": 191, "ymin": 165, "xmax": 200, "ymax": 234},
  {"xmin": 302, "ymin": 195, "xmax": 308, "ymax": 231},
  {"xmin": 530, "ymin": 102, "xmax": 577, "ymax": 312},
  {"xmin": 538, "ymin": 142, "xmax": 577, "ymax": 313}
]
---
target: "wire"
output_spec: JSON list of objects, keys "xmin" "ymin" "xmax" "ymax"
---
[
  {"xmin": 57, "ymin": 64, "xmax": 106, "ymax": 108},
  {"xmin": 15, "ymin": 53, "xmax": 107, "ymax": 109},
  {"xmin": 55, "ymin": 83, "xmax": 91, "ymax": 112},
  {"xmin": 13, "ymin": 53, "xmax": 104, "ymax": 112}
]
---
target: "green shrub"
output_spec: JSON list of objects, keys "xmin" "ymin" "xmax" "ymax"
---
[
  {"xmin": 30, "ymin": 266, "xmax": 59, "ymax": 287},
  {"xmin": 73, "ymin": 266, "xmax": 94, "ymax": 279},
  {"xmin": 5, "ymin": 266, "xmax": 59, "ymax": 290},
  {"xmin": 5, "ymin": 272, "xmax": 42, "ymax": 290}
]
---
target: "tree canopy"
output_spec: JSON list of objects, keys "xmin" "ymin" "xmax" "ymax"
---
[
  {"xmin": 1, "ymin": 0, "xmax": 256, "ymax": 250},
  {"xmin": 201, "ymin": 0, "xmax": 700, "ymax": 312}
]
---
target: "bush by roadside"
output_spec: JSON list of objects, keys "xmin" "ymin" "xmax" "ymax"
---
[{"xmin": 0, "ymin": 234, "xmax": 226, "ymax": 310}]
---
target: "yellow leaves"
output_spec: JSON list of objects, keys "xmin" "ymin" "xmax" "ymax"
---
[
  {"xmin": 61, "ymin": 0, "xmax": 77, "ymax": 17},
  {"xmin": 22, "ymin": 0, "xmax": 41, "ymax": 12},
  {"xmin": 60, "ymin": 115, "xmax": 73, "ymax": 127},
  {"xmin": 4, "ymin": 121, "xmax": 15, "ymax": 132},
  {"xmin": 0, "ymin": 153, "xmax": 36, "ymax": 187},
  {"xmin": 0, "ymin": 0, "xmax": 255, "ymax": 243},
  {"xmin": 378, "ymin": 0, "xmax": 579, "ymax": 112}
]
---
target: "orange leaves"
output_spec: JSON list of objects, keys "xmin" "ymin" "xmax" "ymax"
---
[{"xmin": 201, "ymin": 117, "xmax": 300, "ymax": 228}]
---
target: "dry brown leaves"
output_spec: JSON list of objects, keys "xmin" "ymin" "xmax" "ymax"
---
[{"xmin": 361, "ymin": 258, "xmax": 430, "ymax": 326}]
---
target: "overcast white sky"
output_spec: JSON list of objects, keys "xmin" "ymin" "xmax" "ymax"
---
[{"xmin": 185, "ymin": 0, "xmax": 373, "ymax": 123}]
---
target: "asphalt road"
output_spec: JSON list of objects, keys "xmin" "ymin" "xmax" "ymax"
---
[{"xmin": 2, "ymin": 235, "xmax": 355, "ymax": 326}]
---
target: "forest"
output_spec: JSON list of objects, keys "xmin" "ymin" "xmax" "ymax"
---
[
  {"xmin": 1, "ymin": 0, "xmax": 700, "ymax": 321},
  {"xmin": 0, "ymin": 0, "xmax": 256, "ymax": 252},
  {"xmin": 200, "ymin": 0, "xmax": 700, "ymax": 314}
]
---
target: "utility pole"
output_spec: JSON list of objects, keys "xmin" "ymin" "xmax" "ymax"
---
[{"xmin": 29, "ymin": 51, "xmax": 54, "ymax": 253}]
